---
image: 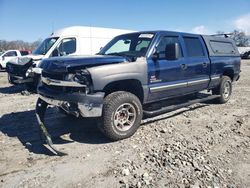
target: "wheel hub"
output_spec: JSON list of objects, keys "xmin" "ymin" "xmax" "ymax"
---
[
  {"xmin": 223, "ymin": 81, "xmax": 231, "ymax": 99},
  {"xmin": 114, "ymin": 103, "xmax": 136, "ymax": 131}
]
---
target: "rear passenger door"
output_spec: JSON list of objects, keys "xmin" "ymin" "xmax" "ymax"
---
[{"xmin": 182, "ymin": 35, "xmax": 210, "ymax": 92}]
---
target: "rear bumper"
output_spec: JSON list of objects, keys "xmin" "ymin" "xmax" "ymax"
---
[{"xmin": 38, "ymin": 85, "xmax": 104, "ymax": 117}]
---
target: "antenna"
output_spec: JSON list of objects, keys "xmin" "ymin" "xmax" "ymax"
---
[
  {"xmin": 90, "ymin": 24, "xmax": 92, "ymax": 54},
  {"xmin": 51, "ymin": 22, "xmax": 54, "ymax": 35}
]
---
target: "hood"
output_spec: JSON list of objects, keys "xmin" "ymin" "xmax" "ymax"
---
[
  {"xmin": 7, "ymin": 54, "xmax": 44, "ymax": 65},
  {"xmin": 41, "ymin": 55, "xmax": 128, "ymax": 73}
]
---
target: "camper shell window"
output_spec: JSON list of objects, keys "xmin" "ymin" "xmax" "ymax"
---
[{"xmin": 210, "ymin": 41, "xmax": 235, "ymax": 54}]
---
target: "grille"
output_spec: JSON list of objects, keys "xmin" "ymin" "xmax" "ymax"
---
[
  {"xmin": 42, "ymin": 71, "xmax": 65, "ymax": 80},
  {"xmin": 7, "ymin": 64, "xmax": 26, "ymax": 76},
  {"xmin": 41, "ymin": 71, "xmax": 85, "ymax": 94}
]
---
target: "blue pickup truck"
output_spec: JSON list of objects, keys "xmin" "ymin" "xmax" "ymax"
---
[{"xmin": 36, "ymin": 31, "xmax": 240, "ymax": 154}]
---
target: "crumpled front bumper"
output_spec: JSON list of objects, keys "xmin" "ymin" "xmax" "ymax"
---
[
  {"xmin": 36, "ymin": 85, "xmax": 104, "ymax": 155},
  {"xmin": 38, "ymin": 85, "xmax": 104, "ymax": 117}
]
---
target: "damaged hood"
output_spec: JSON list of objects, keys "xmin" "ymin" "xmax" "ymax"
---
[
  {"xmin": 8, "ymin": 54, "xmax": 44, "ymax": 65},
  {"xmin": 41, "ymin": 55, "xmax": 128, "ymax": 73}
]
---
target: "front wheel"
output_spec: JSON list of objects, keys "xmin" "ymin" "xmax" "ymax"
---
[
  {"xmin": 101, "ymin": 91, "xmax": 143, "ymax": 141},
  {"xmin": 8, "ymin": 74, "xmax": 16, "ymax": 85},
  {"xmin": 212, "ymin": 76, "xmax": 232, "ymax": 104}
]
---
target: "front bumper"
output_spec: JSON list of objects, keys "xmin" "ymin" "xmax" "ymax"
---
[
  {"xmin": 9, "ymin": 74, "xmax": 34, "ymax": 84},
  {"xmin": 38, "ymin": 85, "xmax": 104, "ymax": 117}
]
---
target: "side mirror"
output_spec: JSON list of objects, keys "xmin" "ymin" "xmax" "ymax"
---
[
  {"xmin": 2, "ymin": 56, "xmax": 5, "ymax": 61},
  {"xmin": 165, "ymin": 43, "xmax": 180, "ymax": 60},
  {"xmin": 52, "ymin": 49, "xmax": 59, "ymax": 57},
  {"xmin": 152, "ymin": 51, "xmax": 159, "ymax": 61}
]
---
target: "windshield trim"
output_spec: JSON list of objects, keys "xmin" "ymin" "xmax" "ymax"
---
[
  {"xmin": 99, "ymin": 33, "xmax": 155, "ymax": 58},
  {"xmin": 32, "ymin": 37, "xmax": 59, "ymax": 55}
]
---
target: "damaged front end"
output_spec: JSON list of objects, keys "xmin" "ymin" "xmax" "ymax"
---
[
  {"xmin": 6, "ymin": 56, "xmax": 42, "ymax": 86},
  {"xmin": 35, "ymin": 69, "xmax": 104, "ymax": 155},
  {"xmin": 36, "ymin": 98, "xmax": 67, "ymax": 156}
]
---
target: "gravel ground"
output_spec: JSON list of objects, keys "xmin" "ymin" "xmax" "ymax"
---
[{"xmin": 0, "ymin": 60, "xmax": 249, "ymax": 188}]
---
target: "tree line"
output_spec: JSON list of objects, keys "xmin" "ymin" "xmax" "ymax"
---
[
  {"xmin": 0, "ymin": 30, "xmax": 249, "ymax": 53},
  {"xmin": 0, "ymin": 39, "xmax": 42, "ymax": 52},
  {"xmin": 216, "ymin": 30, "xmax": 250, "ymax": 47}
]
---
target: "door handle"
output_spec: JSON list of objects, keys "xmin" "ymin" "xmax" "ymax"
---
[
  {"xmin": 181, "ymin": 64, "xmax": 188, "ymax": 70},
  {"xmin": 202, "ymin": 62, "xmax": 208, "ymax": 68}
]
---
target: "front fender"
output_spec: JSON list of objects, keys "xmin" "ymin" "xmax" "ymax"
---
[{"xmin": 87, "ymin": 58, "xmax": 148, "ymax": 91}]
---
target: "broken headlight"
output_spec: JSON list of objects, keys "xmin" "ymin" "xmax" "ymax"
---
[
  {"xmin": 65, "ymin": 70, "xmax": 93, "ymax": 93},
  {"xmin": 73, "ymin": 70, "xmax": 91, "ymax": 85}
]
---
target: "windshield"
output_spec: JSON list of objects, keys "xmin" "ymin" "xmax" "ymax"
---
[
  {"xmin": 99, "ymin": 33, "xmax": 154, "ymax": 58},
  {"xmin": 33, "ymin": 37, "xmax": 59, "ymax": 55}
]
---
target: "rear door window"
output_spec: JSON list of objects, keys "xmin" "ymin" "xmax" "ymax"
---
[{"xmin": 183, "ymin": 37, "xmax": 205, "ymax": 57}]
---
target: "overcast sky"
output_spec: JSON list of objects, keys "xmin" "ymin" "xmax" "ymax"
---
[{"xmin": 0, "ymin": 0, "xmax": 250, "ymax": 41}]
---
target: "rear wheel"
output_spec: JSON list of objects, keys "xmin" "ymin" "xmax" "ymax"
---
[
  {"xmin": 101, "ymin": 91, "xmax": 143, "ymax": 141},
  {"xmin": 212, "ymin": 76, "xmax": 232, "ymax": 104}
]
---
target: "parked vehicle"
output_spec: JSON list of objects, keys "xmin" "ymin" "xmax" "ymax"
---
[
  {"xmin": 0, "ymin": 50, "xmax": 30, "ymax": 70},
  {"xmin": 241, "ymin": 50, "xmax": 250, "ymax": 59},
  {"xmin": 35, "ymin": 30, "xmax": 240, "ymax": 155},
  {"xmin": 6, "ymin": 26, "xmax": 134, "ymax": 89}
]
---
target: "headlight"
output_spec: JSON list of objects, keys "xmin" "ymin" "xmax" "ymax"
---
[
  {"xmin": 25, "ymin": 68, "xmax": 34, "ymax": 77},
  {"xmin": 65, "ymin": 74, "xmax": 74, "ymax": 81},
  {"xmin": 73, "ymin": 70, "xmax": 91, "ymax": 85},
  {"xmin": 65, "ymin": 70, "xmax": 92, "ymax": 86}
]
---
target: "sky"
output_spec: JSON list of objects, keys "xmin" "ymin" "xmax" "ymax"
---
[{"xmin": 0, "ymin": 0, "xmax": 250, "ymax": 42}]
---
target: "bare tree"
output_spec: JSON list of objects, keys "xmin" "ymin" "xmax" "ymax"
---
[
  {"xmin": 230, "ymin": 30, "xmax": 249, "ymax": 47},
  {"xmin": 0, "ymin": 39, "xmax": 42, "ymax": 52}
]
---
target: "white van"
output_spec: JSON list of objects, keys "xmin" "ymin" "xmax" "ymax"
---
[{"xmin": 6, "ymin": 26, "xmax": 134, "ymax": 87}]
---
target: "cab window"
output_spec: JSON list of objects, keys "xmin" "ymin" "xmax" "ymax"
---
[
  {"xmin": 183, "ymin": 37, "xmax": 205, "ymax": 57},
  {"xmin": 52, "ymin": 38, "xmax": 76, "ymax": 57},
  {"xmin": 4, "ymin": 51, "xmax": 17, "ymax": 57}
]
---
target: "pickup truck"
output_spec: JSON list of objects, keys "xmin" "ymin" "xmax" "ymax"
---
[
  {"xmin": 35, "ymin": 31, "xmax": 240, "ymax": 155},
  {"xmin": 0, "ymin": 50, "xmax": 30, "ymax": 70}
]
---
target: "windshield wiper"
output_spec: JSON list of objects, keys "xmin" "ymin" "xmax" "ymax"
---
[
  {"xmin": 106, "ymin": 52, "xmax": 124, "ymax": 56},
  {"xmin": 106, "ymin": 52, "xmax": 134, "ymax": 62}
]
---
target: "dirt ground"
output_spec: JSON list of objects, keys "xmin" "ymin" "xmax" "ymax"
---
[{"xmin": 0, "ymin": 60, "xmax": 249, "ymax": 188}]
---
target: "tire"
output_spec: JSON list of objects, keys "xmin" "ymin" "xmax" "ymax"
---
[
  {"xmin": 212, "ymin": 76, "xmax": 232, "ymax": 104},
  {"xmin": 101, "ymin": 91, "xmax": 143, "ymax": 141},
  {"xmin": 8, "ymin": 74, "xmax": 16, "ymax": 85},
  {"xmin": 25, "ymin": 82, "xmax": 36, "ymax": 92}
]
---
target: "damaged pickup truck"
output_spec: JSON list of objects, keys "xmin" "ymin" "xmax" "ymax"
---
[{"xmin": 36, "ymin": 31, "xmax": 240, "ymax": 155}]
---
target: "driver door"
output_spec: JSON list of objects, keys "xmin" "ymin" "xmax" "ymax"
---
[
  {"xmin": 147, "ymin": 35, "xmax": 188, "ymax": 102},
  {"xmin": 51, "ymin": 38, "xmax": 77, "ymax": 57}
]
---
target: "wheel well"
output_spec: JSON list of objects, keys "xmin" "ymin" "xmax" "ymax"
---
[
  {"xmin": 103, "ymin": 79, "xmax": 144, "ymax": 102},
  {"xmin": 223, "ymin": 69, "xmax": 234, "ymax": 81}
]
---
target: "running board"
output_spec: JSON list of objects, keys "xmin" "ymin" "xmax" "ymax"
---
[{"xmin": 143, "ymin": 95, "xmax": 220, "ymax": 117}]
